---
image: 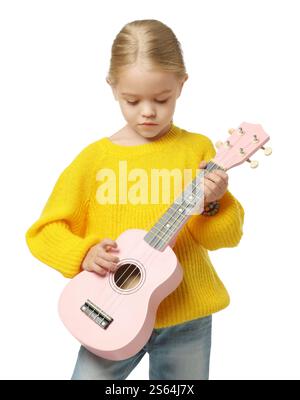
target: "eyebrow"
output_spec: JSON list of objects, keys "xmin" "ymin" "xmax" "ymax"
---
[{"xmin": 121, "ymin": 89, "xmax": 173, "ymax": 96}]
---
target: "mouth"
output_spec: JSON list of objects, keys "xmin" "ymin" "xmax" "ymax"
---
[{"xmin": 140, "ymin": 123, "xmax": 158, "ymax": 126}]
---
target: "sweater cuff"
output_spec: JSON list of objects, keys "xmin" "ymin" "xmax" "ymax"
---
[
  {"xmin": 25, "ymin": 220, "xmax": 101, "ymax": 278},
  {"xmin": 187, "ymin": 191, "xmax": 244, "ymax": 250}
]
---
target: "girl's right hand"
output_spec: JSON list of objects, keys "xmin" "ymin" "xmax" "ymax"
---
[{"xmin": 81, "ymin": 238, "xmax": 120, "ymax": 276}]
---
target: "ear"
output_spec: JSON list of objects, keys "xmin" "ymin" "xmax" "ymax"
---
[
  {"xmin": 182, "ymin": 73, "xmax": 189, "ymax": 87},
  {"xmin": 106, "ymin": 78, "xmax": 118, "ymax": 101},
  {"xmin": 177, "ymin": 74, "xmax": 189, "ymax": 98}
]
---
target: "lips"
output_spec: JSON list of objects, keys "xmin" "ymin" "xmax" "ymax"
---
[{"xmin": 141, "ymin": 123, "xmax": 158, "ymax": 125}]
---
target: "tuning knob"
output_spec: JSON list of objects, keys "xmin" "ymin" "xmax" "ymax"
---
[
  {"xmin": 261, "ymin": 146, "xmax": 272, "ymax": 156},
  {"xmin": 215, "ymin": 140, "xmax": 223, "ymax": 149},
  {"xmin": 246, "ymin": 159, "xmax": 259, "ymax": 168},
  {"xmin": 228, "ymin": 128, "xmax": 235, "ymax": 135}
]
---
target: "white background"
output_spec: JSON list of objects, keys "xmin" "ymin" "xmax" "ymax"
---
[{"xmin": 0, "ymin": 0, "xmax": 299, "ymax": 380}]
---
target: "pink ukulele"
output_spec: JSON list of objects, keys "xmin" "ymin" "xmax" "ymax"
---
[{"xmin": 58, "ymin": 122, "xmax": 271, "ymax": 360}]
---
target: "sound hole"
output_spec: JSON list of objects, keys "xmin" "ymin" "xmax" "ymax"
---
[{"xmin": 114, "ymin": 263, "xmax": 141, "ymax": 290}]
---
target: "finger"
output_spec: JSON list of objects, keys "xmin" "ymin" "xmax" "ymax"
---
[
  {"xmin": 81, "ymin": 262, "xmax": 91, "ymax": 272},
  {"xmin": 212, "ymin": 175, "xmax": 226, "ymax": 190},
  {"xmin": 213, "ymin": 170, "xmax": 229, "ymax": 182},
  {"xmin": 199, "ymin": 161, "xmax": 207, "ymax": 169},
  {"xmin": 91, "ymin": 263, "xmax": 108, "ymax": 276},
  {"xmin": 205, "ymin": 172, "xmax": 227, "ymax": 189},
  {"xmin": 203, "ymin": 188, "xmax": 213, "ymax": 206},
  {"xmin": 99, "ymin": 238, "xmax": 118, "ymax": 251},
  {"xmin": 203, "ymin": 183, "xmax": 214, "ymax": 203},
  {"xmin": 99, "ymin": 252, "xmax": 120, "ymax": 264},
  {"xmin": 95, "ymin": 257, "xmax": 117, "ymax": 271},
  {"xmin": 204, "ymin": 172, "xmax": 219, "ymax": 184},
  {"xmin": 212, "ymin": 174, "xmax": 228, "ymax": 193},
  {"xmin": 205, "ymin": 180, "xmax": 227, "ymax": 202},
  {"xmin": 204, "ymin": 180, "xmax": 220, "ymax": 199}
]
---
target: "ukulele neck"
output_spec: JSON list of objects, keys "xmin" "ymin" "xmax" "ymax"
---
[{"xmin": 143, "ymin": 160, "xmax": 224, "ymax": 251}]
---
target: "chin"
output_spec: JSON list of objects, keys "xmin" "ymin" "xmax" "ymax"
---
[{"xmin": 142, "ymin": 132, "xmax": 159, "ymax": 138}]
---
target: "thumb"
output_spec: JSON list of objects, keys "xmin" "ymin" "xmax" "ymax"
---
[{"xmin": 199, "ymin": 161, "xmax": 207, "ymax": 169}]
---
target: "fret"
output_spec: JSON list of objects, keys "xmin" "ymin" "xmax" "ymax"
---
[
  {"xmin": 151, "ymin": 213, "xmax": 186, "ymax": 236},
  {"xmin": 145, "ymin": 230, "xmax": 167, "ymax": 243},
  {"xmin": 145, "ymin": 215, "xmax": 189, "ymax": 251}
]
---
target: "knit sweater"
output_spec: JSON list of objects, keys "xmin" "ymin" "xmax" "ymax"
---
[{"xmin": 25, "ymin": 122, "xmax": 244, "ymax": 329}]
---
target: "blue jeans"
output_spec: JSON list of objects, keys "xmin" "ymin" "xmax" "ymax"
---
[{"xmin": 71, "ymin": 314, "xmax": 212, "ymax": 380}]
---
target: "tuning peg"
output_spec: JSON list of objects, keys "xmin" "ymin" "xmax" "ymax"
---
[
  {"xmin": 228, "ymin": 128, "xmax": 235, "ymax": 135},
  {"xmin": 246, "ymin": 159, "xmax": 259, "ymax": 168},
  {"xmin": 215, "ymin": 140, "xmax": 223, "ymax": 149},
  {"xmin": 261, "ymin": 146, "xmax": 272, "ymax": 156}
]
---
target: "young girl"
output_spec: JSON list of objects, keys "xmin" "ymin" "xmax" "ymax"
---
[{"xmin": 25, "ymin": 19, "xmax": 244, "ymax": 380}]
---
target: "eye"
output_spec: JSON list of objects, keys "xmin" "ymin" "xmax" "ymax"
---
[
  {"xmin": 126, "ymin": 99, "xmax": 169, "ymax": 105},
  {"xmin": 156, "ymin": 99, "xmax": 168, "ymax": 104}
]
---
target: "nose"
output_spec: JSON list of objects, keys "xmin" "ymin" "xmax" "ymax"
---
[{"xmin": 141, "ymin": 103, "xmax": 156, "ymax": 118}]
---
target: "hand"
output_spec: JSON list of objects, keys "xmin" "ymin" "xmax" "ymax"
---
[
  {"xmin": 199, "ymin": 161, "xmax": 228, "ymax": 206},
  {"xmin": 81, "ymin": 238, "xmax": 120, "ymax": 276}
]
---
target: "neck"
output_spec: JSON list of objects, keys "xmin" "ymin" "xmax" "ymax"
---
[{"xmin": 143, "ymin": 160, "xmax": 224, "ymax": 251}]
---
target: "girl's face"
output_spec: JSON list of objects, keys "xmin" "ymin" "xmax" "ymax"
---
[{"xmin": 108, "ymin": 64, "xmax": 188, "ymax": 139}]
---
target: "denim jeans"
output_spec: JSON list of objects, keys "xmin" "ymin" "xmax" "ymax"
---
[{"xmin": 71, "ymin": 314, "xmax": 212, "ymax": 380}]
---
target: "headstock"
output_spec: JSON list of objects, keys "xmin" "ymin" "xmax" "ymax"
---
[{"xmin": 213, "ymin": 122, "xmax": 272, "ymax": 171}]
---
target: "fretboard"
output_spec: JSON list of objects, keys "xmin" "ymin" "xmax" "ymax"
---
[{"xmin": 143, "ymin": 161, "xmax": 224, "ymax": 251}]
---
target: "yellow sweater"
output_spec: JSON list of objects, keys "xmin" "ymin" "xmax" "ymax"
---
[{"xmin": 25, "ymin": 122, "xmax": 244, "ymax": 329}]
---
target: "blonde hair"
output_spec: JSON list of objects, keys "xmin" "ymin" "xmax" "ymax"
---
[{"xmin": 106, "ymin": 19, "xmax": 187, "ymax": 86}]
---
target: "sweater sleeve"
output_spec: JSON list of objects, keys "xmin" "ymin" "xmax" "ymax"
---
[
  {"xmin": 186, "ymin": 136, "xmax": 245, "ymax": 251},
  {"xmin": 25, "ymin": 143, "xmax": 102, "ymax": 278}
]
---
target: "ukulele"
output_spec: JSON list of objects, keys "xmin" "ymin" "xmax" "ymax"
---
[{"xmin": 58, "ymin": 122, "xmax": 271, "ymax": 360}]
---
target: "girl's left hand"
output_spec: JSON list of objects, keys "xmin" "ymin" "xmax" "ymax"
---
[{"xmin": 199, "ymin": 161, "xmax": 229, "ymax": 206}]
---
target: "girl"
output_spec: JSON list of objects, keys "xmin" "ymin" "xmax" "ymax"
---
[{"xmin": 25, "ymin": 19, "xmax": 244, "ymax": 380}]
